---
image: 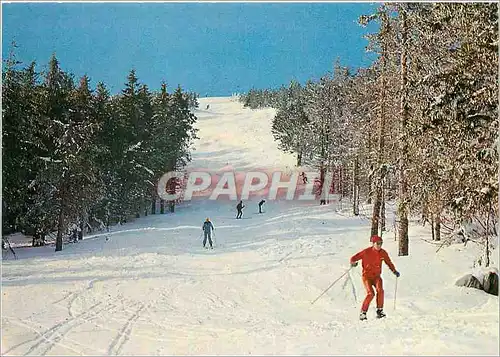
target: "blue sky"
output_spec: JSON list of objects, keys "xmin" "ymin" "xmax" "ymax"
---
[{"xmin": 2, "ymin": 2, "xmax": 379, "ymax": 96}]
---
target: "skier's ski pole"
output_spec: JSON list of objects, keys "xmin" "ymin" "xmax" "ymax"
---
[
  {"xmin": 393, "ymin": 277, "xmax": 398, "ymax": 310},
  {"xmin": 341, "ymin": 270, "xmax": 357, "ymax": 303},
  {"xmin": 348, "ymin": 270, "xmax": 357, "ymax": 303},
  {"xmin": 311, "ymin": 268, "xmax": 352, "ymax": 305}
]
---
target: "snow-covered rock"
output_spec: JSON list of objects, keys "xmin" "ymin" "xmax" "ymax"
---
[{"xmin": 456, "ymin": 267, "xmax": 499, "ymax": 296}]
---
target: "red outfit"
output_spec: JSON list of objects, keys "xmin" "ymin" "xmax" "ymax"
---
[{"xmin": 350, "ymin": 246, "xmax": 396, "ymax": 311}]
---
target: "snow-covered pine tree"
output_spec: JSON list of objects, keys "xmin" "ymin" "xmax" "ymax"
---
[
  {"xmin": 2, "ymin": 50, "xmax": 200, "ymax": 249},
  {"xmin": 165, "ymin": 85, "xmax": 199, "ymax": 212},
  {"xmin": 112, "ymin": 70, "xmax": 152, "ymax": 222},
  {"xmin": 271, "ymin": 80, "xmax": 314, "ymax": 167},
  {"xmin": 303, "ymin": 64, "xmax": 353, "ymax": 204},
  {"xmin": 404, "ymin": 2, "xmax": 498, "ymax": 265},
  {"xmin": 2, "ymin": 48, "xmax": 43, "ymax": 241}
]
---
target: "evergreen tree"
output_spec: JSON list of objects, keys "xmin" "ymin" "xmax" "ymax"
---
[{"xmin": 271, "ymin": 80, "xmax": 313, "ymax": 166}]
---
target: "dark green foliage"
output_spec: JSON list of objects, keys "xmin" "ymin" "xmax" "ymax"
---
[
  {"xmin": 239, "ymin": 87, "xmax": 287, "ymax": 109},
  {"xmin": 2, "ymin": 51, "xmax": 198, "ymax": 250}
]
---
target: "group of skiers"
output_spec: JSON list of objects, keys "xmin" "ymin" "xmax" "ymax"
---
[
  {"xmin": 236, "ymin": 199, "xmax": 266, "ymax": 218},
  {"xmin": 201, "ymin": 201, "xmax": 400, "ymax": 320}
]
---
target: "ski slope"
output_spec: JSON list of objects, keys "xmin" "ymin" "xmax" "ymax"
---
[{"xmin": 2, "ymin": 97, "xmax": 499, "ymax": 356}]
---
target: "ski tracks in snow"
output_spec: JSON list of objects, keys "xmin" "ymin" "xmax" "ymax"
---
[
  {"xmin": 3, "ymin": 278, "xmax": 151, "ymax": 356},
  {"xmin": 5, "ymin": 299, "xmax": 151, "ymax": 356},
  {"xmin": 5, "ymin": 301, "xmax": 108, "ymax": 356},
  {"xmin": 107, "ymin": 303, "xmax": 145, "ymax": 355}
]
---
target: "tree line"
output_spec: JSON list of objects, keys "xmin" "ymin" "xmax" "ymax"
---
[
  {"xmin": 239, "ymin": 3, "xmax": 498, "ymax": 266},
  {"xmin": 2, "ymin": 49, "xmax": 199, "ymax": 251}
]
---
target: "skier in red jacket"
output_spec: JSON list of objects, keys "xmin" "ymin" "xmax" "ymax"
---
[{"xmin": 350, "ymin": 235, "xmax": 400, "ymax": 320}]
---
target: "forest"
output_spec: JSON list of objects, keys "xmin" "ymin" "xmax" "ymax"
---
[
  {"xmin": 239, "ymin": 3, "xmax": 498, "ymax": 265},
  {"xmin": 2, "ymin": 52, "xmax": 199, "ymax": 251}
]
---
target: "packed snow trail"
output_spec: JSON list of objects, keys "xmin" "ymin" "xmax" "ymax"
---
[{"xmin": 2, "ymin": 97, "xmax": 498, "ymax": 355}]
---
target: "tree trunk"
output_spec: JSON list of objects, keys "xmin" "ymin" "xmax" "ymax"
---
[
  {"xmin": 339, "ymin": 166, "xmax": 343, "ymax": 198},
  {"xmin": 367, "ymin": 164, "xmax": 373, "ymax": 204},
  {"xmin": 421, "ymin": 202, "xmax": 428, "ymax": 226},
  {"xmin": 371, "ymin": 187, "xmax": 383, "ymax": 237},
  {"xmin": 486, "ymin": 202, "xmax": 491, "ymax": 267},
  {"xmin": 297, "ymin": 150, "xmax": 302, "ymax": 167},
  {"xmin": 434, "ymin": 213, "xmax": 441, "ymax": 242},
  {"xmin": 55, "ymin": 204, "xmax": 65, "ymax": 252},
  {"xmin": 381, "ymin": 180, "xmax": 386, "ymax": 232},
  {"xmin": 370, "ymin": 27, "xmax": 387, "ymax": 237},
  {"xmin": 105, "ymin": 204, "xmax": 110, "ymax": 232},
  {"xmin": 169, "ymin": 201, "xmax": 175, "ymax": 213},
  {"xmin": 398, "ymin": 214, "xmax": 409, "ymax": 256},
  {"xmin": 486, "ymin": 231, "xmax": 490, "ymax": 267},
  {"xmin": 78, "ymin": 219, "xmax": 84, "ymax": 240},
  {"xmin": 151, "ymin": 199, "xmax": 156, "ymax": 215},
  {"xmin": 319, "ymin": 163, "xmax": 326, "ymax": 204},
  {"xmin": 353, "ymin": 156, "xmax": 359, "ymax": 216},
  {"xmin": 160, "ymin": 199, "xmax": 165, "ymax": 214},
  {"xmin": 367, "ymin": 127, "xmax": 372, "ymax": 205},
  {"xmin": 431, "ymin": 217, "xmax": 435, "ymax": 240},
  {"xmin": 397, "ymin": 7, "xmax": 409, "ymax": 256},
  {"xmin": 353, "ymin": 185, "xmax": 360, "ymax": 216}
]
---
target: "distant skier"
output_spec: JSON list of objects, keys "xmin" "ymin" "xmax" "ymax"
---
[
  {"xmin": 236, "ymin": 200, "xmax": 245, "ymax": 219},
  {"xmin": 300, "ymin": 172, "xmax": 308, "ymax": 184},
  {"xmin": 258, "ymin": 199, "xmax": 266, "ymax": 214},
  {"xmin": 68, "ymin": 223, "xmax": 80, "ymax": 243},
  {"xmin": 202, "ymin": 218, "xmax": 215, "ymax": 249},
  {"xmin": 350, "ymin": 235, "xmax": 400, "ymax": 320}
]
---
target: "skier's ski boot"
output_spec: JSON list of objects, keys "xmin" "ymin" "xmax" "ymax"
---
[
  {"xmin": 376, "ymin": 308, "xmax": 386, "ymax": 319},
  {"xmin": 359, "ymin": 311, "xmax": 367, "ymax": 321}
]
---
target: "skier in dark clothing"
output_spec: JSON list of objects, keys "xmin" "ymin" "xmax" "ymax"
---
[
  {"xmin": 202, "ymin": 218, "xmax": 215, "ymax": 249},
  {"xmin": 258, "ymin": 199, "xmax": 266, "ymax": 214},
  {"xmin": 236, "ymin": 200, "xmax": 245, "ymax": 219},
  {"xmin": 300, "ymin": 172, "xmax": 308, "ymax": 184}
]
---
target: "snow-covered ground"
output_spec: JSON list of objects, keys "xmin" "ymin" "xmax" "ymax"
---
[
  {"xmin": 2, "ymin": 97, "xmax": 499, "ymax": 356},
  {"xmin": 192, "ymin": 97, "xmax": 296, "ymax": 171}
]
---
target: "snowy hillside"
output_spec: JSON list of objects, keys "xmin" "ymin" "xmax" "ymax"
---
[
  {"xmin": 2, "ymin": 97, "xmax": 498, "ymax": 356},
  {"xmin": 192, "ymin": 97, "xmax": 297, "ymax": 171}
]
